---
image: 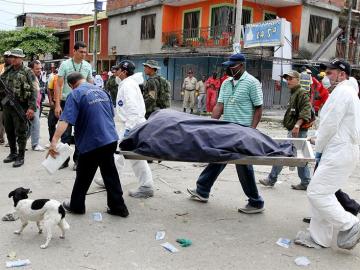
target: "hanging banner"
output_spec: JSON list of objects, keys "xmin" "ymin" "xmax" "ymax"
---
[{"xmin": 244, "ymin": 19, "xmax": 284, "ymax": 48}]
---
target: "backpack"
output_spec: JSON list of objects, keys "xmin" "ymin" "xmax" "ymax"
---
[{"xmin": 155, "ymin": 76, "xmax": 171, "ymax": 109}]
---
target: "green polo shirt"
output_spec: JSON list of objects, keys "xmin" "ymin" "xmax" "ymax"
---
[
  {"xmin": 218, "ymin": 71, "xmax": 263, "ymax": 126},
  {"xmin": 58, "ymin": 58, "xmax": 92, "ymax": 100}
]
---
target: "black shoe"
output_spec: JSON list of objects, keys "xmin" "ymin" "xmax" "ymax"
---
[
  {"xmin": 62, "ymin": 201, "xmax": 85, "ymax": 214},
  {"xmin": 303, "ymin": 217, "xmax": 311, "ymax": 223},
  {"xmin": 107, "ymin": 204, "xmax": 129, "ymax": 218},
  {"xmin": 13, "ymin": 156, "xmax": 24, "ymax": 167},
  {"xmin": 190, "ymin": 109, "xmax": 193, "ymax": 114},
  {"xmin": 59, "ymin": 161, "xmax": 69, "ymax": 170},
  {"xmin": 3, "ymin": 153, "xmax": 18, "ymax": 163}
]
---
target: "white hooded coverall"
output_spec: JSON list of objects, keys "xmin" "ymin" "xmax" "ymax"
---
[
  {"xmin": 116, "ymin": 73, "xmax": 153, "ymax": 188},
  {"xmin": 308, "ymin": 79, "xmax": 360, "ymax": 247}
]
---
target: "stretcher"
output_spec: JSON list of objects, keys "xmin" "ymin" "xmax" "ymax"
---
[{"xmin": 121, "ymin": 138, "xmax": 315, "ymax": 167}]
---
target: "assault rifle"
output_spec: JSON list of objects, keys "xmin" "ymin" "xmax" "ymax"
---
[{"xmin": 0, "ymin": 77, "xmax": 31, "ymax": 131}]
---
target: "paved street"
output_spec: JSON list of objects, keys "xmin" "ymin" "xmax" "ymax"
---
[{"xmin": 0, "ymin": 114, "xmax": 359, "ymax": 270}]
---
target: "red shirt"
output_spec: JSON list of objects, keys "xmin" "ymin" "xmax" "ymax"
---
[
  {"xmin": 220, "ymin": 75, "xmax": 229, "ymax": 85},
  {"xmin": 101, "ymin": 72, "xmax": 108, "ymax": 81},
  {"xmin": 311, "ymin": 77, "xmax": 329, "ymax": 113},
  {"xmin": 206, "ymin": 77, "xmax": 221, "ymax": 91}
]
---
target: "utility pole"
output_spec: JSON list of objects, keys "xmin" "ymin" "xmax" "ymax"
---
[
  {"xmin": 345, "ymin": 0, "xmax": 353, "ymax": 61},
  {"xmin": 93, "ymin": 0, "xmax": 98, "ymax": 72},
  {"xmin": 233, "ymin": 0, "xmax": 243, "ymax": 49}
]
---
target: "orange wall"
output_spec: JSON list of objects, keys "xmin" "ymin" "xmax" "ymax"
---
[
  {"xmin": 277, "ymin": 5, "xmax": 302, "ymax": 34},
  {"xmin": 162, "ymin": 1, "xmax": 301, "ymax": 34}
]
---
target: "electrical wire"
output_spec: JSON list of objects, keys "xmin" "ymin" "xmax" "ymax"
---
[{"xmin": 0, "ymin": 0, "xmax": 94, "ymax": 6}]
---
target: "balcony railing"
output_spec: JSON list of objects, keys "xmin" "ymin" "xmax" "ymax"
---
[{"xmin": 162, "ymin": 25, "xmax": 235, "ymax": 49}]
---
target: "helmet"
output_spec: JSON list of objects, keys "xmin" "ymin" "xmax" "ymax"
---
[{"xmin": 117, "ymin": 60, "xmax": 135, "ymax": 75}]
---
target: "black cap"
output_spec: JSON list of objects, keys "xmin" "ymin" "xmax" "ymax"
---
[
  {"xmin": 327, "ymin": 58, "xmax": 351, "ymax": 75},
  {"xmin": 111, "ymin": 65, "xmax": 119, "ymax": 71},
  {"xmin": 116, "ymin": 60, "xmax": 135, "ymax": 74}
]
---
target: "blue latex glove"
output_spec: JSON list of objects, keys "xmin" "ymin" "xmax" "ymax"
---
[
  {"xmin": 315, "ymin": 152, "xmax": 322, "ymax": 164},
  {"xmin": 123, "ymin": 129, "xmax": 130, "ymax": 138}
]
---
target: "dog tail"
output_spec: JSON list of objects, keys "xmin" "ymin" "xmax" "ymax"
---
[{"xmin": 58, "ymin": 205, "xmax": 70, "ymax": 230}]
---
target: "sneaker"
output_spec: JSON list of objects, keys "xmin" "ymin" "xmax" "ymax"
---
[
  {"xmin": 337, "ymin": 222, "xmax": 360, "ymax": 250},
  {"xmin": 32, "ymin": 145, "xmax": 45, "ymax": 152},
  {"xmin": 107, "ymin": 203, "xmax": 129, "ymax": 218},
  {"xmin": 259, "ymin": 178, "xmax": 274, "ymax": 187},
  {"xmin": 187, "ymin": 188, "xmax": 208, "ymax": 202},
  {"xmin": 62, "ymin": 201, "xmax": 85, "ymax": 214},
  {"xmin": 238, "ymin": 204, "xmax": 264, "ymax": 214},
  {"xmin": 94, "ymin": 178, "xmax": 105, "ymax": 187},
  {"xmin": 128, "ymin": 186, "xmax": 154, "ymax": 198},
  {"xmin": 291, "ymin": 184, "xmax": 307, "ymax": 190}
]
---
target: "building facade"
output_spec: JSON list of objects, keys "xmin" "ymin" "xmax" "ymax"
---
[{"xmin": 107, "ymin": 0, "xmax": 345, "ymax": 107}]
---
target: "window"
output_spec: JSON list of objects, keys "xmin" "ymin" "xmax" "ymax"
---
[
  {"xmin": 210, "ymin": 6, "xmax": 235, "ymax": 37},
  {"xmin": 308, "ymin": 15, "xmax": 332, "ymax": 43},
  {"xmin": 74, "ymin": 29, "xmax": 84, "ymax": 42},
  {"xmin": 141, "ymin": 14, "xmax": 156, "ymax": 40},
  {"xmin": 121, "ymin": 19, "xmax": 127, "ymax": 25},
  {"xmin": 183, "ymin": 10, "xmax": 200, "ymax": 39},
  {"xmin": 352, "ymin": 0, "xmax": 358, "ymax": 10},
  {"xmin": 88, "ymin": 25, "xmax": 100, "ymax": 53},
  {"xmin": 242, "ymin": 8, "xmax": 252, "ymax": 25},
  {"xmin": 264, "ymin": 12, "xmax": 277, "ymax": 21}
]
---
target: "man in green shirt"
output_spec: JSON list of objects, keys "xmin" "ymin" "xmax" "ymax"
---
[
  {"xmin": 54, "ymin": 41, "xmax": 93, "ymax": 170},
  {"xmin": 187, "ymin": 53, "xmax": 264, "ymax": 214},
  {"xmin": 260, "ymin": 70, "xmax": 312, "ymax": 190},
  {"xmin": 105, "ymin": 66, "xmax": 118, "ymax": 106}
]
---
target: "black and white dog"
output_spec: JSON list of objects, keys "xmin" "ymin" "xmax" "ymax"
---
[{"xmin": 8, "ymin": 187, "xmax": 70, "ymax": 249}]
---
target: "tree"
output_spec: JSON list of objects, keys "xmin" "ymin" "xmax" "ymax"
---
[{"xmin": 0, "ymin": 27, "xmax": 60, "ymax": 60}]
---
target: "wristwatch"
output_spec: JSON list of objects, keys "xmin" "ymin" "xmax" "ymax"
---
[{"xmin": 294, "ymin": 124, "xmax": 300, "ymax": 128}]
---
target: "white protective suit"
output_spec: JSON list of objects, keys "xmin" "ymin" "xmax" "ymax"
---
[
  {"xmin": 116, "ymin": 73, "xmax": 153, "ymax": 188},
  {"xmin": 94, "ymin": 74, "xmax": 104, "ymax": 88},
  {"xmin": 308, "ymin": 79, "xmax": 360, "ymax": 247}
]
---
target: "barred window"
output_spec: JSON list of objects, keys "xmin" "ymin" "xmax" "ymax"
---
[
  {"xmin": 183, "ymin": 10, "xmax": 200, "ymax": 39},
  {"xmin": 88, "ymin": 25, "xmax": 100, "ymax": 53},
  {"xmin": 308, "ymin": 15, "xmax": 332, "ymax": 44},
  {"xmin": 264, "ymin": 12, "xmax": 277, "ymax": 21},
  {"xmin": 141, "ymin": 14, "xmax": 156, "ymax": 40}
]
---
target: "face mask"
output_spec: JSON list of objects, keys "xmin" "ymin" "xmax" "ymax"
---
[{"xmin": 226, "ymin": 64, "xmax": 242, "ymax": 77}]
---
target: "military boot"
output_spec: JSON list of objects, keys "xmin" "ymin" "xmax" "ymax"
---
[
  {"xmin": 3, "ymin": 147, "xmax": 18, "ymax": 163},
  {"xmin": 3, "ymin": 152, "xmax": 18, "ymax": 163},
  {"xmin": 13, "ymin": 151, "xmax": 24, "ymax": 168}
]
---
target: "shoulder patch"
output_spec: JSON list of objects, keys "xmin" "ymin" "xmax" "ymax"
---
[
  {"xmin": 118, "ymin": 100, "xmax": 124, "ymax": 107},
  {"xmin": 31, "ymin": 199, "xmax": 50, "ymax": 210}
]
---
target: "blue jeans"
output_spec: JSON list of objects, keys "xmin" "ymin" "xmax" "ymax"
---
[
  {"xmin": 196, "ymin": 163, "xmax": 264, "ymax": 208},
  {"xmin": 30, "ymin": 108, "xmax": 40, "ymax": 147},
  {"xmin": 268, "ymin": 130, "xmax": 311, "ymax": 186}
]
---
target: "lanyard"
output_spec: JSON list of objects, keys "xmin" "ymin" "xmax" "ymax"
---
[{"xmin": 71, "ymin": 59, "xmax": 83, "ymax": 73}]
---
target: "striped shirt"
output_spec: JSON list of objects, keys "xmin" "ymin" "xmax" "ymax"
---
[{"xmin": 218, "ymin": 71, "xmax": 263, "ymax": 126}]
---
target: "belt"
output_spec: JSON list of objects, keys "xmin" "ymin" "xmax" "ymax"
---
[{"xmin": 185, "ymin": 89, "xmax": 195, "ymax": 91}]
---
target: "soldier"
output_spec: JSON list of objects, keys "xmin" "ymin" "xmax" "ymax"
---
[
  {"xmin": 0, "ymin": 48, "xmax": 36, "ymax": 167},
  {"xmin": 0, "ymin": 51, "xmax": 12, "ymax": 145},
  {"xmin": 142, "ymin": 60, "xmax": 170, "ymax": 119},
  {"xmin": 105, "ymin": 66, "xmax": 118, "ymax": 106}
]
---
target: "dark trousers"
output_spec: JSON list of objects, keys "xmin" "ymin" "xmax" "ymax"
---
[
  {"xmin": 48, "ymin": 100, "xmax": 79, "ymax": 163},
  {"xmin": 70, "ymin": 142, "xmax": 125, "ymax": 213},
  {"xmin": 3, "ymin": 106, "xmax": 28, "ymax": 154},
  {"xmin": 196, "ymin": 163, "xmax": 264, "ymax": 208},
  {"xmin": 336, "ymin": 189, "xmax": 360, "ymax": 216}
]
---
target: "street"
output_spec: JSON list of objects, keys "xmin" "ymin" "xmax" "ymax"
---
[{"xmin": 0, "ymin": 114, "xmax": 359, "ymax": 270}]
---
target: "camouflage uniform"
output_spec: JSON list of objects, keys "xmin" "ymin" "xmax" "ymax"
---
[
  {"xmin": 143, "ymin": 75, "xmax": 170, "ymax": 119},
  {"xmin": 105, "ymin": 75, "xmax": 118, "ymax": 106},
  {"xmin": 0, "ymin": 64, "xmax": 36, "ymax": 159}
]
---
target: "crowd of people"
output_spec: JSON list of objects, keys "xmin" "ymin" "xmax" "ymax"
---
[{"xmin": 1, "ymin": 41, "xmax": 360, "ymax": 251}]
